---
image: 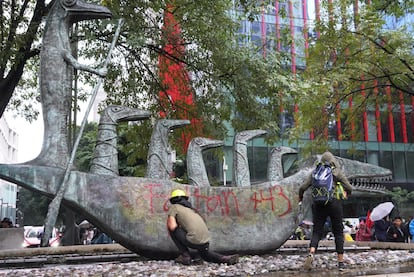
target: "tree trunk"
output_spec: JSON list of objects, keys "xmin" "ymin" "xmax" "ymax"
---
[{"xmin": 0, "ymin": 67, "xmax": 25, "ymax": 117}]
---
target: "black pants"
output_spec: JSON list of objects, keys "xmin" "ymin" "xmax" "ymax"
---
[
  {"xmin": 169, "ymin": 227, "xmax": 224, "ymax": 263},
  {"xmin": 310, "ymin": 199, "xmax": 344, "ymax": 254}
]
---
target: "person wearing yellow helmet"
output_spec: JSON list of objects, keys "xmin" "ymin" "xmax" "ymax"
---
[
  {"xmin": 167, "ymin": 189, "xmax": 239, "ymax": 265},
  {"xmin": 170, "ymin": 189, "xmax": 187, "ymax": 199}
]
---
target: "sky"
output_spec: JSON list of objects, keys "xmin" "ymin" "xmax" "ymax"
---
[
  {"xmin": 6, "ymin": 112, "xmax": 43, "ymax": 163},
  {"xmin": 17, "ymin": 117, "xmax": 43, "ymax": 163}
]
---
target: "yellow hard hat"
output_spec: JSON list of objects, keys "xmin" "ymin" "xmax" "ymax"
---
[{"xmin": 171, "ymin": 189, "xmax": 187, "ymax": 199}]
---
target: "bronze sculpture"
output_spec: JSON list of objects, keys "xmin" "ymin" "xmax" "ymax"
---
[{"xmin": 0, "ymin": 0, "xmax": 393, "ymax": 258}]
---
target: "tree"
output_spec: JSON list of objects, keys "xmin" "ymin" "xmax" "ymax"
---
[
  {"xmin": 0, "ymin": 0, "xmax": 51, "ymax": 119},
  {"xmin": 2, "ymin": 0, "xmax": 298, "ymax": 149},
  {"xmin": 117, "ymin": 122, "xmax": 150, "ymax": 177},
  {"xmin": 74, "ymin": 122, "xmax": 98, "ymax": 171},
  {"xmin": 81, "ymin": 0, "xmax": 298, "ymax": 151},
  {"xmin": 294, "ymin": 0, "xmax": 414, "ymax": 149},
  {"xmin": 3, "ymin": 1, "xmax": 414, "ymax": 149},
  {"xmin": 386, "ymin": 186, "xmax": 414, "ymax": 211}
]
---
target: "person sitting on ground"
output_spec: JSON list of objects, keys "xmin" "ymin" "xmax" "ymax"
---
[
  {"xmin": 386, "ymin": 216, "xmax": 406, "ymax": 243},
  {"xmin": 166, "ymin": 189, "xmax": 239, "ymax": 265}
]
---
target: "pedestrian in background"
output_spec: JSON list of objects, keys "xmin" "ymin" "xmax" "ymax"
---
[
  {"xmin": 0, "ymin": 217, "xmax": 13, "ymax": 228},
  {"xmin": 386, "ymin": 216, "xmax": 406, "ymax": 243},
  {"xmin": 405, "ymin": 216, "xmax": 414, "ymax": 243},
  {"xmin": 374, "ymin": 216, "xmax": 390, "ymax": 242},
  {"xmin": 356, "ymin": 218, "xmax": 372, "ymax": 242}
]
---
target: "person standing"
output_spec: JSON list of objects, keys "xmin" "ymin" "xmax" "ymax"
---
[
  {"xmin": 374, "ymin": 216, "xmax": 390, "ymax": 242},
  {"xmin": 167, "ymin": 189, "xmax": 239, "ymax": 265},
  {"xmin": 404, "ymin": 216, "xmax": 413, "ymax": 243},
  {"xmin": 299, "ymin": 151, "xmax": 354, "ymax": 271},
  {"xmin": 386, "ymin": 216, "xmax": 406, "ymax": 243}
]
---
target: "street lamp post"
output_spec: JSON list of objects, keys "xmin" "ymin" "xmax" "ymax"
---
[{"xmin": 223, "ymin": 155, "xmax": 228, "ymax": 186}]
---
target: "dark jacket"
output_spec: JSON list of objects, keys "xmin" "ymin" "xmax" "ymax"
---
[
  {"xmin": 386, "ymin": 224, "xmax": 406, "ymax": 243},
  {"xmin": 374, "ymin": 219, "xmax": 390, "ymax": 242}
]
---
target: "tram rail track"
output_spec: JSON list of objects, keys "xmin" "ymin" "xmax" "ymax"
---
[
  {"xmin": 0, "ymin": 241, "xmax": 413, "ymax": 269},
  {"xmin": 0, "ymin": 244, "xmax": 142, "ymax": 269}
]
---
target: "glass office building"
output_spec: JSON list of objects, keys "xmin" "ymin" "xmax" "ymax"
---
[{"xmin": 0, "ymin": 116, "xmax": 18, "ymax": 225}]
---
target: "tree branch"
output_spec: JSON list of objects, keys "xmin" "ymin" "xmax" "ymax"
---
[{"xmin": 353, "ymin": 30, "xmax": 414, "ymax": 75}]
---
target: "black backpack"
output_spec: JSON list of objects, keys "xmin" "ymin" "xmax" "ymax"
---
[{"xmin": 311, "ymin": 162, "xmax": 334, "ymax": 205}]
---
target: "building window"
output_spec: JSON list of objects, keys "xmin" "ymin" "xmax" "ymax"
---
[
  {"xmin": 248, "ymin": 146, "xmax": 268, "ymax": 182},
  {"xmin": 380, "ymin": 113, "xmax": 392, "ymax": 142},
  {"xmin": 407, "ymin": 152, "xmax": 414, "ymax": 181},
  {"xmin": 379, "ymin": 151, "xmax": 393, "ymax": 175},
  {"xmin": 393, "ymin": 151, "xmax": 406, "ymax": 182},
  {"xmin": 408, "ymin": 110, "xmax": 413, "ymax": 143},
  {"xmin": 279, "ymin": 110, "xmax": 295, "ymax": 138},
  {"xmin": 367, "ymin": 151, "xmax": 379, "ymax": 165},
  {"xmin": 394, "ymin": 112, "xmax": 404, "ymax": 143}
]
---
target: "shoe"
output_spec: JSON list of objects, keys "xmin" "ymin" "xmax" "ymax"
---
[
  {"xmin": 303, "ymin": 254, "xmax": 314, "ymax": 271},
  {"xmin": 221, "ymin": 254, "xmax": 239, "ymax": 265},
  {"xmin": 175, "ymin": 254, "xmax": 191, "ymax": 265},
  {"xmin": 338, "ymin": 261, "xmax": 346, "ymax": 271},
  {"xmin": 191, "ymin": 257, "xmax": 204, "ymax": 265}
]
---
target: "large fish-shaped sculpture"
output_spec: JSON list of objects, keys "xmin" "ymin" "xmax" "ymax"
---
[
  {"xmin": 0, "ymin": 164, "xmax": 305, "ymax": 257},
  {"xmin": 0, "ymin": 0, "xmax": 393, "ymax": 259},
  {"xmin": 0, "ymin": 155, "xmax": 392, "ymax": 258}
]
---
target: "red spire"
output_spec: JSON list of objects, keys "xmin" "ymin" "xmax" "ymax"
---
[{"xmin": 158, "ymin": 4, "xmax": 202, "ymax": 152}]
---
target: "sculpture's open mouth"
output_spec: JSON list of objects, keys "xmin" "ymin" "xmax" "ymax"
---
[
  {"xmin": 350, "ymin": 176, "xmax": 392, "ymax": 193},
  {"xmin": 298, "ymin": 155, "xmax": 393, "ymax": 194}
]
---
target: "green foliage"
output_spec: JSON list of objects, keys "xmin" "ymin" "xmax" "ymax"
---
[
  {"xmin": 117, "ymin": 122, "xmax": 150, "ymax": 177},
  {"xmin": 77, "ymin": 0, "xmax": 300, "ymax": 147},
  {"xmin": 74, "ymin": 122, "xmax": 98, "ymax": 171},
  {"xmin": 387, "ymin": 186, "xmax": 414, "ymax": 208},
  {"xmin": 370, "ymin": 0, "xmax": 414, "ymax": 17},
  {"xmin": 73, "ymin": 121, "xmax": 149, "ymax": 177},
  {"xmin": 296, "ymin": 0, "xmax": 414, "ymax": 151},
  {"xmin": 17, "ymin": 189, "xmax": 51, "ymax": 226},
  {"xmin": 2, "ymin": 0, "xmax": 413, "ymax": 152},
  {"xmin": 0, "ymin": 0, "xmax": 47, "ymax": 117}
]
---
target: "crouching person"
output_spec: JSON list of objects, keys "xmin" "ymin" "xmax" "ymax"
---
[{"xmin": 167, "ymin": 189, "xmax": 239, "ymax": 265}]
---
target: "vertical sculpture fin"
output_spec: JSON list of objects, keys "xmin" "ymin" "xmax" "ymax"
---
[
  {"xmin": 233, "ymin": 130, "xmax": 267, "ymax": 187},
  {"xmin": 187, "ymin": 137, "xmax": 223, "ymax": 187}
]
